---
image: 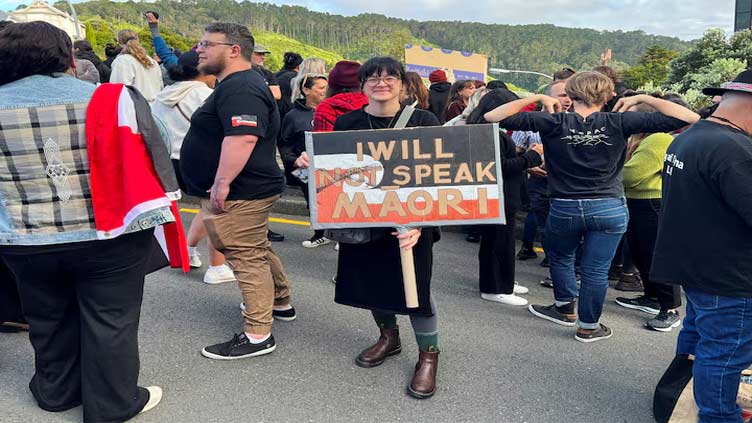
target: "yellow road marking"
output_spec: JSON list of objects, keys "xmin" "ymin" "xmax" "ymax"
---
[
  {"xmin": 269, "ymin": 217, "xmax": 310, "ymax": 226},
  {"xmin": 180, "ymin": 208, "xmax": 546, "ymax": 237},
  {"xmin": 179, "ymin": 208, "xmax": 311, "ymax": 226},
  {"xmin": 533, "ymin": 247, "xmax": 545, "ymax": 253}
]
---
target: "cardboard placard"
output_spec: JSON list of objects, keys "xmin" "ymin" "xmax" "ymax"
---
[{"xmin": 305, "ymin": 124, "xmax": 505, "ymax": 229}]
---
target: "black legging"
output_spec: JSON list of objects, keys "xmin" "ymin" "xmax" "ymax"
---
[{"xmin": 626, "ymin": 198, "xmax": 682, "ymax": 310}]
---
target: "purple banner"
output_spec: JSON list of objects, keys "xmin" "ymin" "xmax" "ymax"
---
[{"xmin": 406, "ymin": 64, "xmax": 485, "ymax": 82}]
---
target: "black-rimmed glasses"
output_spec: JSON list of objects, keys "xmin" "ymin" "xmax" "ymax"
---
[{"xmin": 197, "ymin": 40, "xmax": 236, "ymax": 49}]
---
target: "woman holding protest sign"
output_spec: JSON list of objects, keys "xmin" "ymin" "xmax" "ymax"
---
[
  {"xmin": 325, "ymin": 56, "xmax": 442, "ymax": 399},
  {"xmin": 467, "ymin": 89, "xmax": 544, "ymax": 306}
]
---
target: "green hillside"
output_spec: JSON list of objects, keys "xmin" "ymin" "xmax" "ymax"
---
[
  {"xmin": 50, "ymin": 0, "xmax": 693, "ymax": 89},
  {"xmin": 80, "ymin": 16, "xmax": 344, "ymax": 70}
]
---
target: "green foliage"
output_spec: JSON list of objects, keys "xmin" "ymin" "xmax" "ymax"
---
[
  {"xmin": 64, "ymin": 0, "xmax": 691, "ymax": 90},
  {"xmin": 687, "ymin": 57, "xmax": 748, "ymax": 92},
  {"xmin": 668, "ymin": 29, "xmax": 752, "ymax": 91},
  {"xmin": 666, "ymin": 57, "xmax": 746, "ymax": 111},
  {"xmin": 84, "ymin": 21, "xmax": 99, "ymax": 50},
  {"xmin": 79, "ymin": 17, "xmax": 194, "ymax": 58},
  {"xmin": 254, "ymin": 31, "xmax": 344, "ymax": 71},
  {"xmin": 75, "ymin": 18, "xmax": 342, "ymax": 71},
  {"xmin": 621, "ymin": 45, "xmax": 678, "ymax": 89}
]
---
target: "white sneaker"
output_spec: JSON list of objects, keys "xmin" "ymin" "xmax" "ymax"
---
[
  {"xmin": 513, "ymin": 282, "xmax": 529, "ymax": 295},
  {"xmin": 139, "ymin": 386, "xmax": 163, "ymax": 415},
  {"xmin": 203, "ymin": 264, "xmax": 236, "ymax": 285},
  {"xmin": 189, "ymin": 253, "xmax": 202, "ymax": 268},
  {"xmin": 301, "ymin": 236, "xmax": 331, "ymax": 248},
  {"xmin": 334, "ymin": 242, "xmax": 340, "ymax": 251},
  {"xmin": 481, "ymin": 293, "xmax": 528, "ymax": 306}
]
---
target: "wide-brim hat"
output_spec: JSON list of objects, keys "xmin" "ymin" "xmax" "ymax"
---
[
  {"xmin": 703, "ymin": 69, "xmax": 752, "ymax": 96},
  {"xmin": 253, "ymin": 45, "xmax": 270, "ymax": 54}
]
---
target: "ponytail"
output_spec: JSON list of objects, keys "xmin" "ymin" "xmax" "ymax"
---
[{"xmin": 117, "ymin": 29, "xmax": 154, "ymax": 69}]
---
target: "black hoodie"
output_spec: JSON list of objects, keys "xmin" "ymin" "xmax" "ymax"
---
[
  {"xmin": 428, "ymin": 81, "xmax": 451, "ymax": 124},
  {"xmin": 279, "ymin": 99, "xmax": 314, "ymax": 182}
]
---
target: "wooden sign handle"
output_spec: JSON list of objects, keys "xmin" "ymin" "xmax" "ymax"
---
[{"xmin": 398, "ymin": 227, "xmax": 419, "ymax": 309}]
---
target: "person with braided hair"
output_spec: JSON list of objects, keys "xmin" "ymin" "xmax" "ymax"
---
[{"xmin": 110, "ymin": 29, "xmax": 164, "ymax": 103}]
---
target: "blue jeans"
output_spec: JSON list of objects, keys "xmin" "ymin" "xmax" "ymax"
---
[
  {"xmin": 677, "ymin": 288, "xmax": 752, "ymax": 423},
  {"xmin": 522, "ymin": 211, "xmax": 538, "ymax": 245},
  {"xmin": 545, "ymin": 197, "xmax": 628, "ymax": 329}
]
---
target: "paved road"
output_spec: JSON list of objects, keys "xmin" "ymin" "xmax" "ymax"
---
[{"xmin": 0, "ymin": 211, "xmax": 679, "ymax": 423}]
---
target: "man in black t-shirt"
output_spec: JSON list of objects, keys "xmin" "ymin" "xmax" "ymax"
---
[
  {"xmin": 181, "ymin": 23, "xmax": 293, "ymax": 361},
  {"xmin": 652, "ymin": 70, "xmax": 752, "ymax": 422}
]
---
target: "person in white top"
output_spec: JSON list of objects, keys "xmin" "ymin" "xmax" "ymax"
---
[
  {"xmin": 151, "ymin": 50, "xmax": 234, "ymax": 285},
  {"xmin": 110, "ymin": 29, "xmax": 163, "ymax": 102}
]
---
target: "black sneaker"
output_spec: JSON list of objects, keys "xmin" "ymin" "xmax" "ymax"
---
[
  {"xmin": 528, "ymin": 303, "xmax": 576, "ymax": 326},
  {"xmin": 272, "ymin": 307, "xmax": 297, "ymax": 322},
  {"xmin": 0, "ymin": 320, "xmax": 29, "ymax": 333},
  {"xmin": 201, "ymin": 333, "xmax": 276, "ymax": 360},
  {"xmin": 539, "ymin": 276, "xmax": 554, "ymax": 288},
  {"xmin": 615, "ymin": 296, "xmax": 660, "ymax": 315},
  {"xmin": 615, "ymin": 273, "xmax": 644, "ymax": 292},
  {"xmin": 575, "ymin": 324, "xmax": 613, "ymax": 343},
  {"xmin": 267, "ymin": 230, "xmax": 285, "ymax": 242},
  {"xmin": 608, "ymin": 265, "xmax": 623, "ymax": 281},
  {"xmin": 539, "ymin": 275, "xmax": 581, "ymax": 289},
  {"xmin": 302, "ymin": 236, "xmax": 331, "ymax": 248},
  {"xmin": 646, "ymin": 310, "xmax": 681, "ymax": 332},
  {"xmin": 517, "ymin": 245, "xmax": 538, "ymax": 260},
  {"xmin": 239, "ymin": 303, "xmax": 297, "ymax": 322}
]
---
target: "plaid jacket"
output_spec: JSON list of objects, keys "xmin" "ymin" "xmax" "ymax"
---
[{"xmin": 0, "ymin": 74, "xmax": 173, "ymax": 246}]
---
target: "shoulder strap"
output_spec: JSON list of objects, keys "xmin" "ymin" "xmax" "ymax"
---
[
  {"xmin": 175, "ymin": 101, "xmax": 192, "ymax": 123},
  {"xmin": 393, "ymin": 105, "xmax": 415, "ymax": 129}
]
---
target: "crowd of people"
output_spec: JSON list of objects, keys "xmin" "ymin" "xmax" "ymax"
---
[{"xmin": 0, "ymin": 15, "xmax": 751, "ymax": 423}]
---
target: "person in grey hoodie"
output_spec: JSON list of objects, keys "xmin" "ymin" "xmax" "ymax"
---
[{"xmin": 151, "ymin": 51, "xmax": 234, "ymax": 285}]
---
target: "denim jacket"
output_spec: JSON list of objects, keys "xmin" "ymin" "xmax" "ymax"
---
[{"xmin": 0, "ymin": 74, "xmax": 173, "ymax": 246}]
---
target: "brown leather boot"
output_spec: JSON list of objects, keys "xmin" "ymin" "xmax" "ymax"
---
[
  {"xmin": 355, "ymin": 327, "xmax": 401, "ymax": 368},
  {"xmin": 407, "ymin": 350, "xmax": 439, "ymax": 399}
]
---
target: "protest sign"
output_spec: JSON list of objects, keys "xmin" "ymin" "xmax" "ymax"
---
[
  {"xmin": 404, "ymin": 44, "xmax": 488, "ymax": 83},
  {"xmin": 306, "ymin": 123, "xmax": 504, "ymax": 308},
  {"xmin": 305, "ymin": 123, "xmax": 505, "ymax": 229}
]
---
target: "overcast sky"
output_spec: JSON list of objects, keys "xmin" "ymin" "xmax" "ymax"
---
[{"xmin": 2, "ymin": 0, "xmax": 735, "ymax": 40}]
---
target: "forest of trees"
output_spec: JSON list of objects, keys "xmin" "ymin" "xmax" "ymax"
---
[{"xmin": 50, "ymin": 0, "xmax": 692, "ymax": 89}]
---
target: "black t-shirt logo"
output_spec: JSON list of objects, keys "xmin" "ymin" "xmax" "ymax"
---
[{"xmin": 231, "ymin": 115, "xmax": 258, "ymax": 128}]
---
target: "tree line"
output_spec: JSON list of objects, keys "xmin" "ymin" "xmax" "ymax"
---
[{"xmin": 51, "ymin": 0, "xmax": 692, "ymax": 90}]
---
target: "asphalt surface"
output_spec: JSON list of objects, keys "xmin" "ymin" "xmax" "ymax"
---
[{"xmin": 0, "ymin": 210, "xmax": 680, "ymax": 423}]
